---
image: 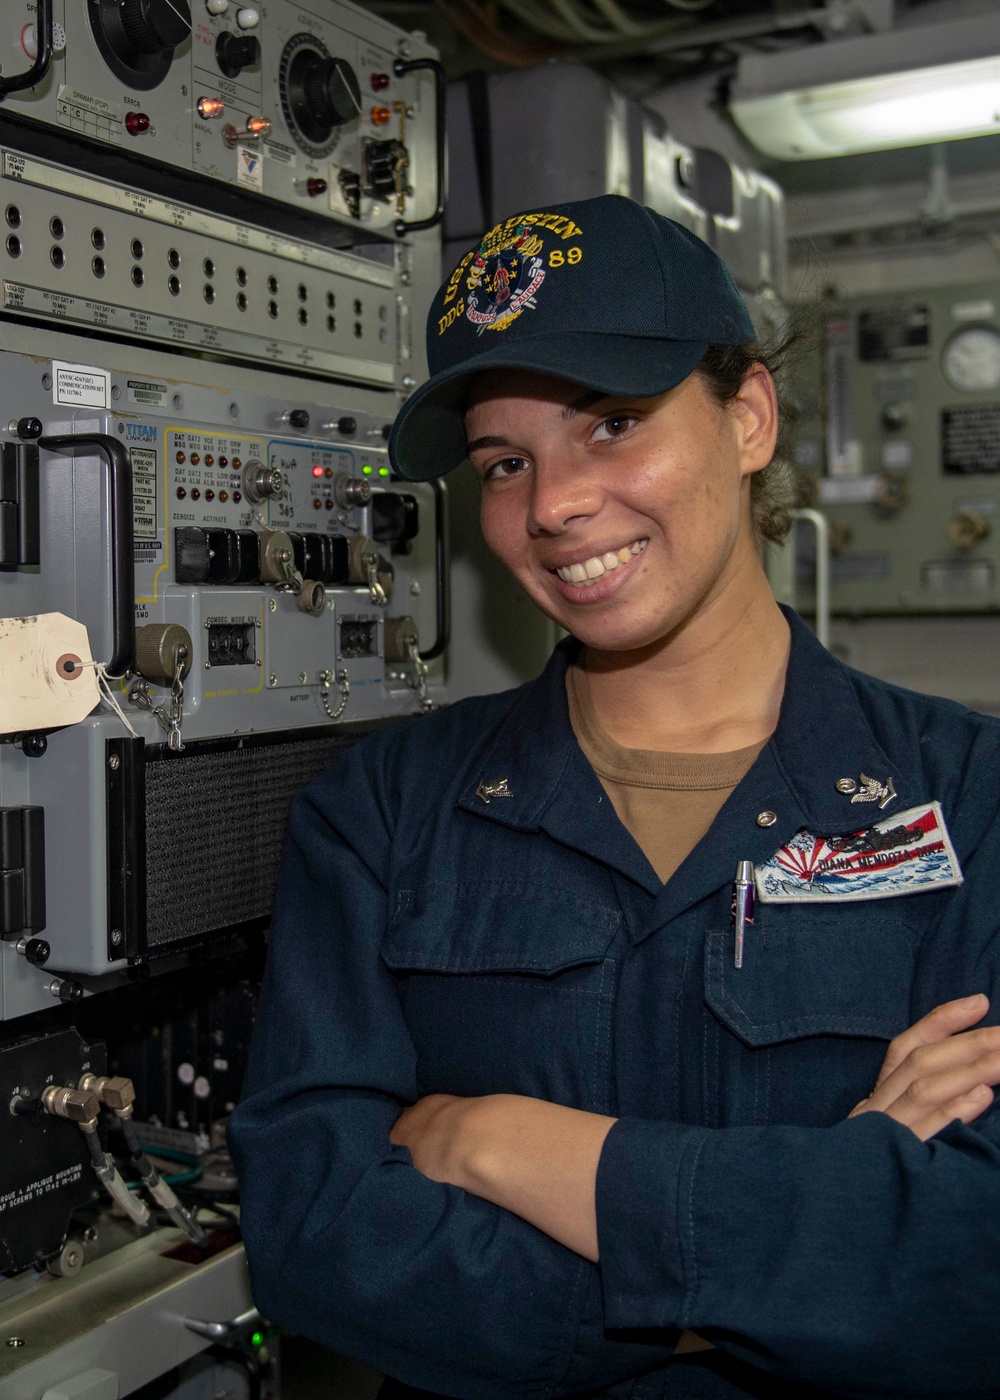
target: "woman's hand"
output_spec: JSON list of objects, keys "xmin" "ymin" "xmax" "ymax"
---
[{"xmin": 850, "ymin": 994, "xmax": 1000, "ymax": 1140}]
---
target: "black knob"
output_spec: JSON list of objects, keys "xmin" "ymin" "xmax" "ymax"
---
[
  {"xmin": 21, "ymin": 938, "xmax": 50, "ymax": 966},
  {"xmin": 288, "ymin": 409, "xmax": 310, "ymax": 431},
  {"xmin": 15, "ymin": 417, "xmax": 42, "ymax": 441},
  {"xmin": 56, "ymin": 979, "xmax": 84, "ymax": 1004},
  {"xmin": 216, "ymin": 31, "xmax": 260, "ymax": 79},
  {"xmin": 119, "ymin": 0, "xmax": 191, "ymax": 57},
  {"xmin": 20, "ymin": 734, "xmax": 47, "ymax": 758},
  {"xmin": 285, "ymin": 43, "xmax": 361, "ymax": 147},
  {"xmin": 338, "ymin": 417, "xmax": 357, "ymax": 436},
  {"xmin": 381, "ymin": 424, "xmax": 392, "ymax": 440},
  {"xmin": 303, "ymin": 55, "xmax": 361, "ymax": 130}
]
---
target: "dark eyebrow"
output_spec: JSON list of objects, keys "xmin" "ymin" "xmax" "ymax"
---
[
  {"xmin": 561, "ymin": 390, "xmax": 606, "ymax": 420},
  {"xmin": 465, "ymin": 434, "xmax": 512, "ymax": 456},
  {"xmin": 466, "ymin": 390, "xmax": 614, "ymax": 455}
]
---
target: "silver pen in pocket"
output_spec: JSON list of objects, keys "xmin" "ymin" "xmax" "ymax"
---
[{"xmin": 732, "ymin": 861, "xmax": 754, "ymax": 969}]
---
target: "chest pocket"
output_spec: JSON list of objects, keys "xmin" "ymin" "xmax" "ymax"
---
[
  {"xmin": 383, "ymin": 880, "xmax": 620, "ymax": 1113},
  {"xmin": 703, "ymin": 902, "xmax": 920, "ymax": 1125}
]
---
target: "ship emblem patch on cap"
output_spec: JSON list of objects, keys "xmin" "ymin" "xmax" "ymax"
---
[{"xmin": 436, "ymin": 212, "xmax": 583, "ymax": 339}]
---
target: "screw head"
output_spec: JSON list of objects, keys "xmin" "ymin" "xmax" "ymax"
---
[
  {"xmin": 110, "ymin": 928, "xmax": 123, "ymax": 946},
  {"xmin": 108, "ymin": 755, "xmax": 121, "ymax": 770},
  {"xmin": 268, "ymin": 674, "xmax": 277, "ymax": 687},
  {"xmin": 299, "ymin": 671, "xmax": 307, "ymax": 683},
  {"xmin": 5, "ymin": 1338, "xmax": 26, "ymax": 1349},
  {"xmin": 268, "ymin": 598, "xmax": 277, "ymax": 613}
]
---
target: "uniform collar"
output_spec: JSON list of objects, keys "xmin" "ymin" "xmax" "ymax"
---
[{"xmin": 456, "ymin": 608, "xmax": 914, "ymax": 906}]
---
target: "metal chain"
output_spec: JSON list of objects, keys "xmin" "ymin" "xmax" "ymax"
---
[
  {"xmin": 128, "ymin": 646, "xmax": 187, "ymax": 751},
  {"xmin": 319, "ymin": 667, "xmax": 350, "ymax": 721}
]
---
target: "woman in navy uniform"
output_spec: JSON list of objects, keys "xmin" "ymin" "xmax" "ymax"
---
[{"xmin": 229, "ymin": 196, "xmax": 1000, "ymax": 1399}]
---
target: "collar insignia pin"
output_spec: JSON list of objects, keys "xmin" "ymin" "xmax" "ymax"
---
[
  {"xmin": 476, "ymin": 777, "xmax": 512, "ymax": 805},
  {"xmin": 850, "ymin": 773, "xmax": 897, "ymax": 810}
]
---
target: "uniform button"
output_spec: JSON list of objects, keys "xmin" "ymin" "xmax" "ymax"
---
[
  {"xmin": 756, "ymin": 810, "xmax": 777, "ymax": 827},
  {"xmin": 836, "ymin": 778, "xmax": 858, "ymax": 794}
]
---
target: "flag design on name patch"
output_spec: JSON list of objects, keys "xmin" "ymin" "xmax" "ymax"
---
[{"xmin": 755, "ymin": 801, "xmax": 963, "ymax": 904}]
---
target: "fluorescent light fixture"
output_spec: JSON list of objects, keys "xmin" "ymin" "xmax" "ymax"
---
[{"xmin": 730, "ymin": 14, "xmax": 1000, "ymax": 159}]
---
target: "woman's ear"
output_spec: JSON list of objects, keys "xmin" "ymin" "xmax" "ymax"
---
[{"xmin": 732, "ymin": 365, "xmax": 779, "ymax": 477}]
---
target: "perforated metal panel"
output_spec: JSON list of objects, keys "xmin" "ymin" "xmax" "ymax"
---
[{"xmin": 109, "ymin": 723, "xmax": 382, "ymax": 958}]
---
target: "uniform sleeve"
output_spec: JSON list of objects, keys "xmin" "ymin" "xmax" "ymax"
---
[
  {"xmin": 228, "ymin": 748, "xmax": 609, "ymax": 1400},
  {"xmin": 596, "ymin": 790, "xmax": 1000, "ymax": 1400}
]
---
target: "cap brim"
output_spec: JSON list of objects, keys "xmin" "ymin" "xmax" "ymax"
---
[{"xmin": 389, "ymin": 332, "xmax": 710, "ymax": 481}]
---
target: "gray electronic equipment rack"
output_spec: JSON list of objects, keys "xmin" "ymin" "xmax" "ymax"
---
[
  {"xmin": 789, "ymin": 281, "xmax": 1000, "ymax": 617},
  {"xmin": 441, "ymin": 63, "xmax": 786, "ymax": 700},
  {"xmin": 0, "ymin": 0, "xmax": 444, "ymax": 1388},
  {"xmin": 2, "ymin": 0, "xmax": 444, "ymax": 238}
]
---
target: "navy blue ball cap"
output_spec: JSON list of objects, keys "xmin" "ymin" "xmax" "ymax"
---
[{"xmin": 389, "ymin": 193, "xmax": 755, "ymax": 482}]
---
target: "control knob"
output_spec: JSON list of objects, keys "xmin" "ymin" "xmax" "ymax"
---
[
  {"xmin": 280, "ymin": 35, "xmax": 361, "ymax": 155},
  {"xmin": 216, "ymin": 30, "xmax": 259, "ymax": 77},
  {"xmin": 119, "ymin": 0, "xmax": 191, "ymax": 54},
  {"xmin": 89, "ymin": 0, "xmax": 192, "ymax": 88},
  {"xmin": 242, "ymin": 459, "xmax": 283, "ymax": 505}
]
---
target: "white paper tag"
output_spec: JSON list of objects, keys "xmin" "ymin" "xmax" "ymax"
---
[
  {"xmin": 756, "ymin": 802, "xmax": 963, "ymax": 904},
  {"xmin": 0, "ymin": 613, "xmax": 100, "ymax": 735}
]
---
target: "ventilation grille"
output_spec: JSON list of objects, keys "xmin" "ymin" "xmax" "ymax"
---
[{"xmin": 143, "ymin": 730, "xmax": 371, "ymax": 949}]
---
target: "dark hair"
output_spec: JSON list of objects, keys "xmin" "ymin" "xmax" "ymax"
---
[{"xmin": 697, "ymin": 334, "xmax": 799, "ymax": 546}]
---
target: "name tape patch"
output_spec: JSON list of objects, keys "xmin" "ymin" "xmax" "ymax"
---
[{"xmin": 756, "ymin": 802, "xmax": 963, "ymax": 904}]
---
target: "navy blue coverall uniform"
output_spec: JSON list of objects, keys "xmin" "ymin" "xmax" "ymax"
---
[{"xmin": 229, "ymin": 610, "xmax": 1000, "ymax": 1400}]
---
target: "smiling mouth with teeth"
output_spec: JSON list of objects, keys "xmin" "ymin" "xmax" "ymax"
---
[{"xmin": 555, "ymin": 538, "xmax": 648, "ymax": 587}]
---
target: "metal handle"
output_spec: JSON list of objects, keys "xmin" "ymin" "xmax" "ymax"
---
[
  {"xmin": 184, "ymin": 1306, "xmax": 262, "ymax": 1341},
  {"xmin": 420, "ymin": 477, "xmax": 450, "ymax": 662},
  {"xmin": 392, "ymin": 57, "xmax": 446, "ymax": 236},
  {"xmin": 0, "ymin": 0, "xmax": 53, "ymax": 100},
  {"xmin": 39, "ymin": 434, "xmax": 136, "ymax": 677}
]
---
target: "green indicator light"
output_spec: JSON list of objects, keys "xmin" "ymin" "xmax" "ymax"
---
[
  {"xmin": 378, "ymin": 466, "xmax": 390, "ymax": 477},
  {"xmin": 362, "ymin": 464, "xmax": 372, "ymax": 475},
  {"xmin": 251, "ymin": 1332, "xmax": 264, "ymax": 1348}
]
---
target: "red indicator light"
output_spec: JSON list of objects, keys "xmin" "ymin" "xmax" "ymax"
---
[
  {"xmin": 125, "ymin": 112, "xmax": 151, "ymax": 136},
  {"xmin": 371, "ymin": 72, "xmax": 389, "ymax": 92},
  {"xmin": 233, "ymin": 491, "xmax": 242, "ymax": 503},
  {"xmin": 218, "ymin": 455, "xmax": 228, "ymax": 467},
  {"xmin": 175, "ymin": 451, "xmax": 186, "ymax": 464},
  {"xmin": 176, "ymin": 487, "xmax": 186, "ymax": 500},
  {"xmin": 205, "ymin": 489, "xmax": 215, "ymax": 502},
  {"xmin": 191, "ymin": 488, "xmax": 201, "ymax": 501},
  {"xmin": 198, "ymin": 96, "xmax": 226, "ymax": 119},
  {"xmin": 305, "ymin": 177, "xmax": 327, "ymax": 198},
  {"xmin": 371, "ymin": 106, "xmax": 391, "ymax": 126},
  {"xmin": 247, "ymin": 116, "xmax": 271, "ymax": 135},
  {"xmin": 325, "ymin": 499, "xmax": 335, "ymax": 510},
  {"xmin": 311, "ymin": 465, "xmax": 324, "ymax": 478}
]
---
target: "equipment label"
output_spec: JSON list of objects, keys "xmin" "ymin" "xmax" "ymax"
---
[
  {"xmin": 130, "ymin": 447, "xmax": 158, "ymax": 538},
  {"xmin": 52, "ymin": 360, "xmax": 110, "ymax": 408},
  {"xmin": 943, "ymin": 406, "xmax": 1000, "ymax": 474},
  {"xmin": 0, "ymin": 1163, "xmax": 84, "ymax": 1214},
  {"xmin": 127, "ymin": 378, "xmax": 169, "ymax": 408},
  {"xmin": 236, "ymin": 144, "xmax": 264, "ymax": 191}
]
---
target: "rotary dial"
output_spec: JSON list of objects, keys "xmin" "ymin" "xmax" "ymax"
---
[{"xmin": 942, "ymin": 326, "xmax": 1000, "ymax": 394}]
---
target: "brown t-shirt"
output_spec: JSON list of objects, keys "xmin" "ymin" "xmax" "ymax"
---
[{"xmin": 566, "ymin": 664, "xmax": 767, "ymax": 884}]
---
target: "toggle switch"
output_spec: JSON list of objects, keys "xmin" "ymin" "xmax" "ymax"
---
[{"xmin": 222, "ymin": 115, "xmax": 270, "ymax": 145}]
